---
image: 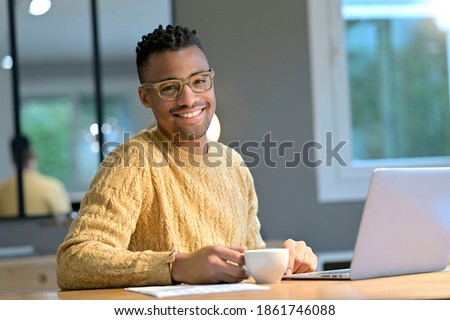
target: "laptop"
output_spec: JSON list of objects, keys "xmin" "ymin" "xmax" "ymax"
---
[{"xmin": 283, "ymin": 167, "xmax": 450, "ymax": 280}]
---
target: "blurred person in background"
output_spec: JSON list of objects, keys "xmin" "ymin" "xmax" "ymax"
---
[{"xmin": 0, "ymin": 134, "xmax": 71, "ymax": 218}]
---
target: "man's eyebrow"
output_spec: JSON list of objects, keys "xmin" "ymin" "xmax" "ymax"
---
[{"xmin": 154, "ymin": 69, "xmax": 210, "ymax": 83}]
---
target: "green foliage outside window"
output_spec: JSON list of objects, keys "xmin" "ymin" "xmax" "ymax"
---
[
  {"xmin": 347, "ymin": 18, "xmax": 450, "ymax": 160},
  {"xmin": 21, "ymin": 98, "xmax": 72, "ymax": 183},
  {"xmin": 20, "ymin": 95, "xmax": 132, "ymax": 192}
]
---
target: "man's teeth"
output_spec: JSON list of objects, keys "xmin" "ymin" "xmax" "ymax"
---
[{"xmin": 178, "ymin": 109, "xmax": 202, "ymax": 118}]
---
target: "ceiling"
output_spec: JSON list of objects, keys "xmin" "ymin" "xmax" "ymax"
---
[{"xmin": 4, "ymin": 0, "xmax": 172, "ymax": 63}]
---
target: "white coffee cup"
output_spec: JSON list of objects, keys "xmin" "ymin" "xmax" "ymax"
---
[{"xmin": 244, "ymin": 248, "xmax": 289, "ymax": 284}]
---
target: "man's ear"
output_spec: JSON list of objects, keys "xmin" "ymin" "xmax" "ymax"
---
[{"xmin": 138, "ymin": 87, "xmax": 152, "ymax": 109}]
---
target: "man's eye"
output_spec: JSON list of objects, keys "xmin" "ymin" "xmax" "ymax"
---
[
  {"xmin": 191, "ymin": 76, "xmax": 208, "ymax": 86},
  {"xmin": 193, "ymin": 79, "xmax": 206, "ymax": 85},
  {"xmin": 160, "ymin": 84, "xmax": 178, "ymax": 92}
]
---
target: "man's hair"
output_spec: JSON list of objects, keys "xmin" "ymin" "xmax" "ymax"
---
[
  {"xmin": 135, "ymin": 24, "xmax": 204, "ymax": 83},
  {"xmin": 11, "ymin": 135, "xmax": 33, "ymax": 168}
]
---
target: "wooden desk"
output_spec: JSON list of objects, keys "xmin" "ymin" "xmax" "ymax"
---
[{"xmin": 2, "ymin": 268, "xmax": 450, "ymax": 300}]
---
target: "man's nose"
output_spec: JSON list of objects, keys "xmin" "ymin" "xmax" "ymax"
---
[{"xmin": 176, "ymin": 83, "xmax": 198, "ymax": 106}]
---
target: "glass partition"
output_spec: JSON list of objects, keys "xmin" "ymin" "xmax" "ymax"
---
[{"xmin": 0, "ymin": 0, "xmax": 172, "ymax": 219}]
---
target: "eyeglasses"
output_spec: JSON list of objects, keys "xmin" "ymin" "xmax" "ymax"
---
[{"xmin": 141, "ymin": 69, "xmax": 215, "ymax": 101}]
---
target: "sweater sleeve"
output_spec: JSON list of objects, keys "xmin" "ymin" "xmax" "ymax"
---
[
  {"xmin": 244, "ymin": 169, "xmax": 266, "ymax": 250},
  {"xmin": 231, "ymin": 149, "xmax": 266, "ymax": 250},
  {"xmin": 56, "ymin": 145, "xmax": 175, "ymax": 290}
]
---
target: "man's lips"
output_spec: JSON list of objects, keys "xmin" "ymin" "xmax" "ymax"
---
[
  {"xmin": 174, "ymin": 108, "xmax": 203, "ymax": 118},
  {"xmin": 173, "ymin": 107, "xmax": 206, "ymax": 118}
]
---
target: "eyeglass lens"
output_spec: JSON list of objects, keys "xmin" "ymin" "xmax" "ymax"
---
[{"xmin": 159, "ymin": 73, "xmax": 213, "ymax": 99}]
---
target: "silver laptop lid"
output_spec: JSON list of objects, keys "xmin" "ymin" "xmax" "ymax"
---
[{"xmin": 350, "ymin": 167, "xmax": 450, "ymax": 280}]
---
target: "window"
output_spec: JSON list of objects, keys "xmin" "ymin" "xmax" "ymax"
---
[
  {"xmin": 308, "ymin": 0, "xmax": 450, "ymax": 202},
  {"xmin": 21, "ymin": 97, "xmax": 72, "ymax": 186},
  {"xmin": 21, "ymin": 95, "xmax": 133, "ymax": 196}
]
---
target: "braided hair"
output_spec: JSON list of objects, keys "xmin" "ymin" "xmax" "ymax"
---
[{"xmin": 136, "ymin": 25, "xmax": 204, "ymax": 83}]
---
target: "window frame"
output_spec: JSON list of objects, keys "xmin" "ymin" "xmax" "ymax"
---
[{"xmin": 307, "ymin": 0, "xmax": 450, "ymax": 203}]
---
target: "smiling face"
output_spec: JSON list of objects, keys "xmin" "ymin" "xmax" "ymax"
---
[{"xmin": 138, "ymin": 46, "xmax": 215, "ymax": 151}]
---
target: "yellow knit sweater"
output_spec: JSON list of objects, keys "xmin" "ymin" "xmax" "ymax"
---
[{"xmin": 56, "ymin": 127, "xmax": 265, "ymax": 289}]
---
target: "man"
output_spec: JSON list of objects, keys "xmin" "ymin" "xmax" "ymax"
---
[
  {"xmin": 0, "ymin": 135, "xmax": 71, "ymax": 218},
  {"xmin": 56, "ymin": 25, "xmax": 317, "ymax": 289}
]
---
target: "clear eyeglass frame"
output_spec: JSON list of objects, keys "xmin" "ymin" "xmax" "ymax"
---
[{"xmin": 141, "ymin": 69, "xmax": 215, "ymax": 100}]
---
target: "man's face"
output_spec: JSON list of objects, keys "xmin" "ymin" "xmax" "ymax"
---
[{"xmin": 138, "ymin": 46, "xmax": 216, "ymax": 144}]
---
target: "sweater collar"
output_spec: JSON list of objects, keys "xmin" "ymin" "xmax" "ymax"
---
[{"xmin": 150, "ymin": 126, "xmax": 221, "ymax": 167}]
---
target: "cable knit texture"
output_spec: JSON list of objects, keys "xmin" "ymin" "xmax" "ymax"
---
[{"xmin": 56, "ymin": 127, "xmax": 265, "ymax": 289}]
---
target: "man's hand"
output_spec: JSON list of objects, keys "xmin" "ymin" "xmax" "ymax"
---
[
  {"xmin": 170, "ymin": 245, "xmax": 248, "ymax": 284},
  {"xmin": 282, "ymin": 239, "xmax": 318, "ymax": 275}
]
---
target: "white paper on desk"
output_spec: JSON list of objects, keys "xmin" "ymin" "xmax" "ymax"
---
[{"xmin": 125, "ymin": 283, "xmax": 270, "ymax": 298}]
